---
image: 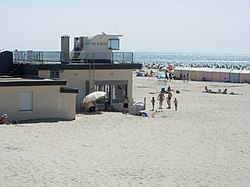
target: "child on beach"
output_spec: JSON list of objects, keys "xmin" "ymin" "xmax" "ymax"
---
[
  {"xmin": 151, "ymin": 97, "xmax": 156, "ymax": 111},
  {"xmin": 173, "ymin": 98, "xmax": 178, "ymax": 111},
  {"xmin": 122, "ymin": 96, "xmax": 129, "ymax": 114}
]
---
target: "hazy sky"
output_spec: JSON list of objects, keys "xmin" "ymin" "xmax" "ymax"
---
[{"xmin": 1, "ymin": 0, "xmax": 249, "ymax": 53}]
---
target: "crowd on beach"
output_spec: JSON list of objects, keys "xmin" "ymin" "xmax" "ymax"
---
[{"xmin": 142, "ymin": 62, "xmax": 250, "ymax": 71}]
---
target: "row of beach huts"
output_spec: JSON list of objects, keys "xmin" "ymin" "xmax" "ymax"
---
[{"xmin": 173, "ymin": 67, "xmax": 250, "ymax": 83}]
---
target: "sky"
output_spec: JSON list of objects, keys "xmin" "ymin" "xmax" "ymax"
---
[{"xmin": 0, "ymin": 0, "xmax": 250, "ymax": 53}]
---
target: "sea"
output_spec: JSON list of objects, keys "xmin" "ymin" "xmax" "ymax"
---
[{"xmin": 133, "ymin": 52, "xmax": 250, "ymax": 69}]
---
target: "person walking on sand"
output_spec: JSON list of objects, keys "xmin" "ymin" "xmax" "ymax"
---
[
  {"xmin": 183, "ymin": 74, "xmax": 186, "ymax": 83},
  {"xmin": 122, "ymin": 96, "xmax": 129, "ymax": 114},
  {"xmin": 167, "ymin": 90, "xmax": 172, "ymax": 109},
  {"xmin": 151, "ymin": 97, "xmax": 156, "ymax": 111},
  {"xmin": 157, "ymin": 92, "xmax": 165, "ymax": 109},
  {"xmin": 173, "ymin": 98, "xmax": 178, "ymax": 111}
]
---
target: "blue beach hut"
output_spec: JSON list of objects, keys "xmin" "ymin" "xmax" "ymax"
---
[{"xmin": 229, "ymin": 69, "xmax": 242, "ymax": 83}]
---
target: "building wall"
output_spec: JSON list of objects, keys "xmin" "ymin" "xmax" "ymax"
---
[
  {"xmin": 0, "ymin": 85, "xmax": 76, "ymax": 121},
  {"xmin": 57, "ymin": 69, "xmax": 133, "ymax": 111}
]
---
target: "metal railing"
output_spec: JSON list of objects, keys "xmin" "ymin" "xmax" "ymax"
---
[{"xmin": 13, "ymin": 51, "xmax": 134, "ymax": 64}]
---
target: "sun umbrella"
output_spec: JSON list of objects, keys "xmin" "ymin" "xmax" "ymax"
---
[
  {"xmin": 82, "ymin": 91, "xmax": 106, "ymax": 104},
  {"xmin": 129, "ymin": 101, "xmax": 145, "ymax": 115}
]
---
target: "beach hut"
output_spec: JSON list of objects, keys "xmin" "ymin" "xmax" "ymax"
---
[
  {"xmin": 188, "ymin": 68, "xmax": 197, "ymax": 81},
  {"xmin": 229, "ymin": 69, "xmax": 242, "ymax": 83},
  {"xmin": 195, "ymin": 68, "xmax": 206, "ymax": 81},
  {"xmin": 181, "ymin": 67, "xmax": 191, "ymax": 80},
  {"xmin": 203, "ymin": 68, "xmax": 213, "ymax": 81},
  {"xmin": 211, "ymin": 69, "xmax": 231, "ymax": 82},
  {"xmin": 219, "ymin": 69, "xmax": 231, "ymax": 82},
  {"xmin": 240, "ymin": 70, "xmax": 250, "ymax": 83},
  {"xmin": 173, "ymin": 67, "xmax": 184, "ymax": 79},
  {"xmin": 211, "ymin": 69, "xmax": 221, "ymax": 82}
]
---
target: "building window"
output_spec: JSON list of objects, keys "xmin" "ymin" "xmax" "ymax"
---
[
  {"xmin": 94, "ymin": 82, "xmax": 127, "ymax": 103},
  {"xmin": 108, "ymin": 39, "xmax": 119, "ymax": 50},
  {"xmin": 19, "ymin": 92, "xmax": 33, "ymax": 111},
  {"xmin": 112, "ymin": 84, "xmax": 127, "ymax": 103}
]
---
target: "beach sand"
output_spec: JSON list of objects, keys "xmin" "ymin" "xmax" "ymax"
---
[{"xmin": 1, "ymin": 75, "xmax": 250, "ymax": 187}]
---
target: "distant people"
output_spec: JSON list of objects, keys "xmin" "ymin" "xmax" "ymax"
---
[
  {"xmin": 165, "ymin": 72, "xmax": 169, "ymax": 81},
  {"xmin": 122, "ymin": 96, "xmax": 129, "ymax": 114},
  {"xmin": 186, "ymin": 73, "xmax": 189, "ymax": 83},
  {"xmin": 104, "ymin": 101, "xmax": 111, "ymax": 111},
  {"xmin": 157, "ymin": 92, "xmax": 165, "ymax": 109},
  {"xmin": 87, "ymin": 102, "xmax": 99, "ymax": 113},
  {"xmin": 151, "ymin": 97, "xmax": 156, "ymax": 111},
  {"xmin": 167, "ymin": 90, "xmax": 172, "ymax": 109},
  {"xmin": 183, "ymin": 74, "xmax": 186, "ymax": 83},
  {"xmin": 223, "ymin": 88, "xmax": 228, "ymax": 94},
  {"xmin": 167, "ymin": 86, "xmax": 173, "ymax": 92},
  {"xmin": 173, "ymin": 98, "xmax": 178, "ymax": 111},
  {"xmin": 150, "ymin": 70, "xmax": 153, "ymax": 77},
  {"xmin": 74, "ymin": 38, "xmax": 81, "ymax": 51},
  {"xmin": 88, "ymin": 105, "xmax": 99, "ymax": 113},
  {"xmin": 205, "ymin": 86, "xmax": 209, "ymax": 92},
  {"xmin": 0, "ymin": 114, "xmax": 9, "ymax": 125},
  {"xmin": 204, "ymin": 86, "xmax": 214, "ymax": 93}
]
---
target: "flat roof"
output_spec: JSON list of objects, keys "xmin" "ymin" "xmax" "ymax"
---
[
  {"xmin": 22, "ymin": 63, "xmax": 142, "ymax": 71},
  {"xmin": 0, "ymin": 77, "xmax": 67, "ymax": 87}
]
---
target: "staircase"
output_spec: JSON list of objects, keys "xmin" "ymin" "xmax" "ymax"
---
[{"xmin": 8, "ymin": 63, "xmax": 23, "ymax": 77}]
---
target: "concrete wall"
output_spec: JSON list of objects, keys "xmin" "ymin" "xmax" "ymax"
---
[
  {"xmin": 37, "ymin": 68, "xmax": 133, "ymax": 111},
  {"xmin": 0, "ymin": 85, "xmax": 76, "ymax": 121}
]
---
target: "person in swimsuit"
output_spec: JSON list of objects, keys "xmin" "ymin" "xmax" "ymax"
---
[{"xmin": 167, "ymin": 90, "xmax": 172, "ymax": 109}]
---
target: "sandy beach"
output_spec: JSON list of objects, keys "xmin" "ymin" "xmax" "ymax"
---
[{"xmin": 1, "ymin": 75, "xmax": 250, "ymax": 187}]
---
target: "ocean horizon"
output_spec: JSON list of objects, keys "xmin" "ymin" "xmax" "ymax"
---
[{"xmin": 133, "ymin": 52, "xmax": 250, "ymax": 69}]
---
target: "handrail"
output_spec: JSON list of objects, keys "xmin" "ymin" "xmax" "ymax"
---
[{"xmin": 13, "ymin": 51, "xmax": 134, "ymax": 64}]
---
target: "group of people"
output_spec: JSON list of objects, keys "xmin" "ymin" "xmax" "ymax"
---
[
  {"xmin": 204, "ymin": 86, "xmax": 228, "ymax": 94},
  {"xmin": 151, "ymin": 86, "xmax": 178, "ymax": 111},
  {"xmin": 204, "ymin": 86, "xmax": 241, "ymax": 95},
  {"xmin": 180, "ymin": 73, "xmax": 189, "ymax": 83}
]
